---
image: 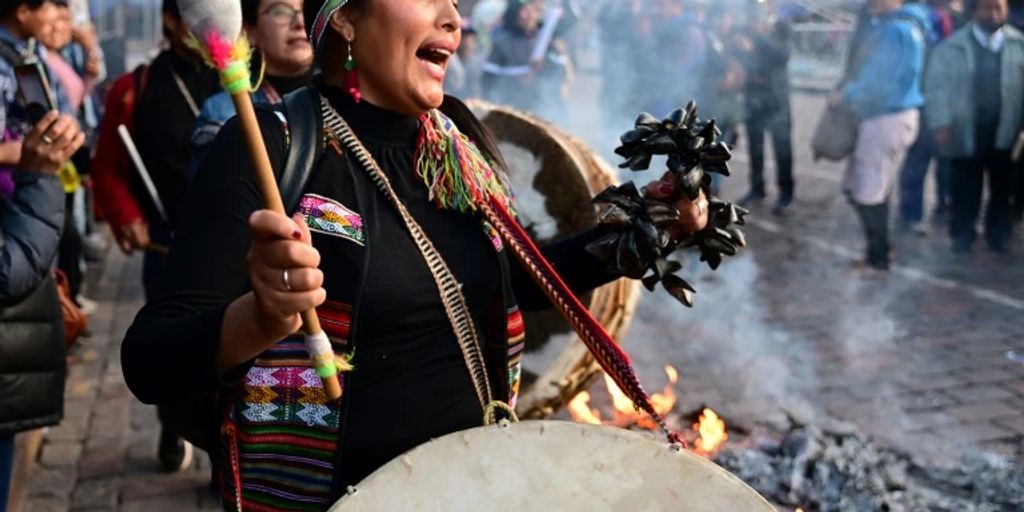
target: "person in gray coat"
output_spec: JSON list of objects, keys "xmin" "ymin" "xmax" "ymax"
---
[
  {"xmin": 0, "ymin": 109, "xmax": 85, "ymax": 510},
  {"xmin": 924, "ymin": 0, "xmax": 1024, "ymax": 252}
]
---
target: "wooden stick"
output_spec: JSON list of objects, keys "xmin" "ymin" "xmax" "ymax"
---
[
  {"xmin": 229, "ymin": 91, "xmax": 343, "ymax": 401},
  {"xmin": 144, "ymin": 242, "xmax": 170, "ymax": 255}
]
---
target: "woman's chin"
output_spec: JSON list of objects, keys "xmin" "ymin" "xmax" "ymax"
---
[{"xmin": 414, "ymin": 88, "xmax": 446, "ymax": 111}]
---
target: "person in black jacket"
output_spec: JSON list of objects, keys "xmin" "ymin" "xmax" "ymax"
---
[
  {"xmin": 735, "ymin": 16, "xmax": 795, "ymax": 214},
  {"xmin": 0, "ymin": 107, "xmax": 84, "ymax": 512},
  {"xmin": 120, "ymin": 0, "xmax": 220, "ymax": 473}
]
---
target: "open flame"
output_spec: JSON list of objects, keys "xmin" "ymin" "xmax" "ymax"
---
[
  {"xmin": 566, "ymin": 366, "xmax": 729, "ymax": 457},
  {"xmin": 566, "ymin": 391, "xmax": 602, "ymax": 425},
  {"xmin": 567, "ymin": 366, "xmax": 678, "ymax": 428},
  {"xmin": 693, "ymin": 408, "xmax": 728, "ymax": 456}
]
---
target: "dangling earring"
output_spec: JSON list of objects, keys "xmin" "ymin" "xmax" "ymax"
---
[{"xmin": 344, "ymin": 43, "xmax": 362, "ymax": 103}]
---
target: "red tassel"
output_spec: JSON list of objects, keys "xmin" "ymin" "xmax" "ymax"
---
[{"xmin": 344, "ymin": 71, "xmax": 361, "ymax": 103}]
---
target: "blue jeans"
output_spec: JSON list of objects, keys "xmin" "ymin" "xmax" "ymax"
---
[
  {"xmin": 898, "ymin": 127, "xmax": 951, "ymax": 224},
  {"xmin": 0, "ymin": 434, "xmax": 14, "ymax": 512}
]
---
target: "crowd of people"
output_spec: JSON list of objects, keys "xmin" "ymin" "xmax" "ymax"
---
[
  {"xmin": 0, "ymin": 0, "xmax": 318, "ymax": 500},
  {"xmin": 593, "ymin": 0, "xmax": 797, "ymax": 212},
  {"xmin": 834, "ymin": 0, "xmax": 1023, "ymax": 271},
  {"xmin": 0, "ymin": 0, "xmax": 1021, "ymax": 509}
]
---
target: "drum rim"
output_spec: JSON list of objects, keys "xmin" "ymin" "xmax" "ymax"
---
[{"xmin": 331, "ymin": 420, "xmax": 775, "ymax": 511}]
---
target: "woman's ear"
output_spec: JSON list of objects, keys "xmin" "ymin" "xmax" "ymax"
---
[{"xmin": 329, "ymin": 7, "xmax": 356, "ymax": 43}]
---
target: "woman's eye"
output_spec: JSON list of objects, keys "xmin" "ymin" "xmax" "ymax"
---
[{"xmin": 268, "ymin": 6, "xmax": 292, "ymax": 18}]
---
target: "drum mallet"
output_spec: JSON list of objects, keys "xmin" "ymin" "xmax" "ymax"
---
[{"xmin": 175, "ymin": 0, "xmax": 342, "ymax": 400}]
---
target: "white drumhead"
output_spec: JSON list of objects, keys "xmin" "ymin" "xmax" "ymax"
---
[{"xmin": 330, "ymin": 421, "xmax": 773, "ymax": 512}]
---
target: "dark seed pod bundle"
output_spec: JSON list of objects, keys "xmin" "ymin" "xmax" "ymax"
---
[{"xmin": 588, "ymin": 103, "xmax": 748, "ymax": 307}]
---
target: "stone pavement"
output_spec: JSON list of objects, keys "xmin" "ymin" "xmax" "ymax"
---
[
  {"xmin": 21, "ymin": 249, "xmax": 219, "ymax": 512},
  {"xmin": 619, "ymin": 93, "xmax": 1024, "ymax": 465},
  {"xmin": 13, "ymin": 92, "xmax": 1024, "ymax": 512}
]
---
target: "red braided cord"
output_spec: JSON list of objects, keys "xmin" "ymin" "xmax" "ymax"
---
[
  {"xmin": 482, "ymin": 195, "xmax": 680, "ymax": 443},
  {"xmin": 226, "ymin": 422, "xmax": 243, "ymax": 512}
]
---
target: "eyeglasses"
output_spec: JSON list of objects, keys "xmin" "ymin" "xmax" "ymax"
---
[{"xmin": 260, "ymin": 3, "xmax": 303, "ymax": 26}]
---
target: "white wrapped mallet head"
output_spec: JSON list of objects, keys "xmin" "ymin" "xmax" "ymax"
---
[{"xmin": 177, "ymin": 0, "xmax": 242, "ymax": 44}]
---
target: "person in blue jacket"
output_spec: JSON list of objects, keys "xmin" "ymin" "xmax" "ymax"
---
[{"xmin": 830, "ymin": 0, "xmax": 926, "ymax": 272}]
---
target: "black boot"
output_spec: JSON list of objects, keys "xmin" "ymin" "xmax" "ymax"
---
[
  {"xmin": 852, "ymin": 200, "xmax": 891, "ymax": 271},
  {"xmin": 773, "ymin": 191, "xmax": 794, "ymax": 216}
]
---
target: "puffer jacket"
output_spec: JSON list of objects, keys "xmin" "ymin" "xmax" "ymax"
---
[{"xmin": 0, "ymin": 169, "xmax": 66, "ymax": 436}]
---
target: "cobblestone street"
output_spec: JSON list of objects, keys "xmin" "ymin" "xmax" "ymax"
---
[
  {"xmin": 624, "ymin": 93, "xmax": 1024, "ymax": 465},
  {"xmin": 11, "ymin": 92, "xmax": 1023, "ymax": 511},
  {"xmin": 20, "ymin": 249, "xmax": 220, "ymax": 512}
]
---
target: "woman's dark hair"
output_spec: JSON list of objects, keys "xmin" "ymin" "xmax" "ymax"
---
[
  {"xmin": 440, "ymin": 95, "xmax": 509, "ymax": 175},
  {"xmin": 307, "ymin": 0, "xmax": 369, "ymax": 68},
  {"xmin": 304, "ymin": 0, "xmax": 368, "ymax": 36},
  {"xmin": 0, "ymin": 0, "xmax": 49, "ymax": 19},
  {"xmin": 242, "ymin": 0, "xmax": 260, "ymax": 26},
  {"xmin": 162, "ymin": 0, "xmax": 179, "ymax": 17},
  {"xmin": 501, "ymin": 1, "xmax": 527, "ymax": 33}
]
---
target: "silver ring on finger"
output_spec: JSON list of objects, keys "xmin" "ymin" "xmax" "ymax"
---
[
  {"xmin": 41, "ymin": 134, "xmax": 53, "ymax": 145},
  {"xmin": 282, "ymin": 268, "xmax": 292, "ymax": 292}
]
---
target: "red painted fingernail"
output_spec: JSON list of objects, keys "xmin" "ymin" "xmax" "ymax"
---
[
  {"xmin": 659, "ymin": 183, "xmax": 674, "ymax": 195},
  {"xmin": 292, "ymin": 230, "xmax": 302, "ymax": 239}
]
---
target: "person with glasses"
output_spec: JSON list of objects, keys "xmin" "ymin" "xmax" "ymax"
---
[{"xmin": 190, "ymin": 0, "xmax": 312, "ymax": 169}]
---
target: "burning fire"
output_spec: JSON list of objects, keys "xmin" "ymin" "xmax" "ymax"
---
[
  {"xmin": 567, "ymin": 365, "xmax": 679, "ymax": 428},
  {"xmin": 693, "ymin": 408, "xmax": 728, "ymax": 456},
  {"xmin": 567, "ymin": 366, "xmax": 729, "ymax": 456}
]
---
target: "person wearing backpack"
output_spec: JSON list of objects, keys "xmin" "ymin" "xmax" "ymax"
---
[
  {"xmin": 90, "ymin": 0, "xmax": 219, "ymax": 472},
  {"xmin": 829, "ymin": 0, "xmax": 926, "ymax": 273}
]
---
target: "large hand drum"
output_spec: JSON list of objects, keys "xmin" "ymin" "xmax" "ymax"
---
[
  {"xmin": 466, "ymin": 102, "xmax": 641, "ymax": 419},
  {"xmin": 329, "ymin": 421, "xmax": 774, "ymax": 511}
]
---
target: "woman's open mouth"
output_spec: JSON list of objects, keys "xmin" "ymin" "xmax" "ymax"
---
[{"xmin": 416, "ymin": 46, "xmax": 453, "ymax": 81}]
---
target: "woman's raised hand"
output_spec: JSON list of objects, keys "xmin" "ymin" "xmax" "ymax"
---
[
  {"xmin": 247, "ymin": 210, "xmax": 326, "ymax": 341},
  {"xmin": 644, "ymin": 172, "xmax": 710, "ymax": 239}
]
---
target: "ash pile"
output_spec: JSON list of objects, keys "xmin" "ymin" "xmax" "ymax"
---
[{"xmin": 713, "ymin": 421, "xmax": 1024, "ymax": 512}]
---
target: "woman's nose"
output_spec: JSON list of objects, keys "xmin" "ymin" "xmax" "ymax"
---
[{"xmin": 440, "ymin": 3, "xmax": 461, "ymax": 33}]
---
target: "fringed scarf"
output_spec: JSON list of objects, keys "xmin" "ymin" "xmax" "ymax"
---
[{"xmin": 414, "ymin": 110, "xmax": 515, "ymax": 215}]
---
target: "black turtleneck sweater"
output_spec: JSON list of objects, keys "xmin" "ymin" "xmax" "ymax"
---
[{"xmin": 123, "ymin": 84, "xmax": 618, "ymax": 489}]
